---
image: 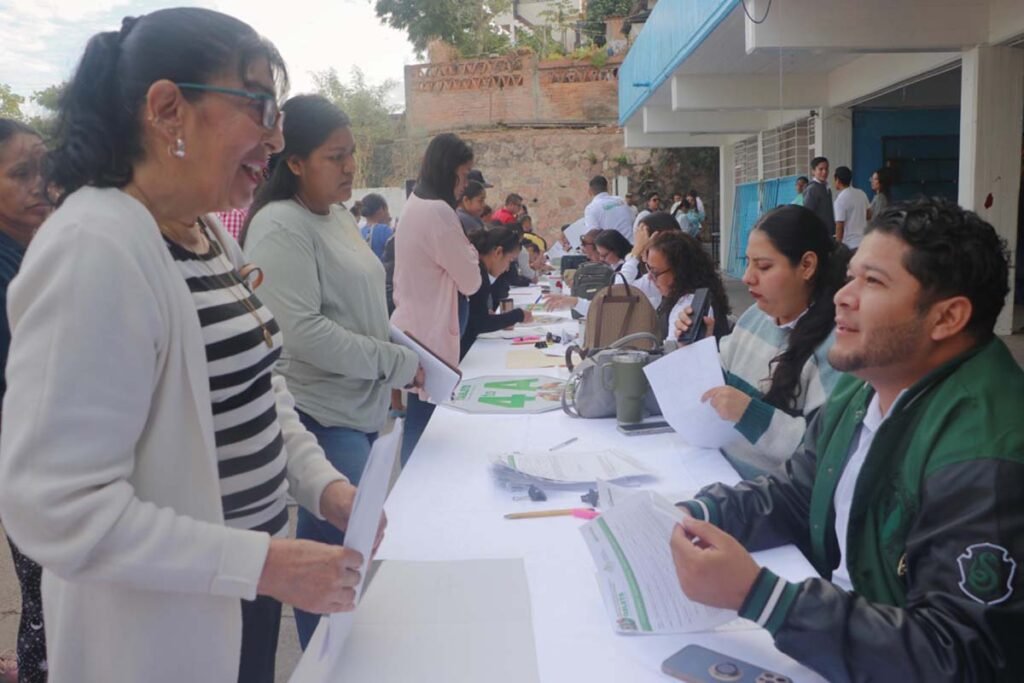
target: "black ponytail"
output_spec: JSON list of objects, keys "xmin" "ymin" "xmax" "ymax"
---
[
  {"xmin": 468, "ymin": 224, "xmax": 522, "ymax": 255},
  {"xmin": 48, "ymin": 8, "xmax": 287, "ymax": 204},
  {"xmin": 239, "ymin": 95, "xmax": 350, "ymax": 246},
  {"xmin": 755, "ymin": 205, "xmax": 851, "ymax": 413}
]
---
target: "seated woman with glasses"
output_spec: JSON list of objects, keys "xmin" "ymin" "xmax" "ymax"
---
[{"xmin": 541, "ymin": 228, "xmax": 632, "ymax": 316}]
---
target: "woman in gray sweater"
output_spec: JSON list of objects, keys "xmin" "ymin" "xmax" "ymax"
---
[{"xmin": 242, "ymin": 95, "xmax": 423, "ymax": 649}]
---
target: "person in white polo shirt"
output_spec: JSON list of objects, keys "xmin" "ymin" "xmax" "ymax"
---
[
  {"xmin": 832, "ymin": 166, "xmax": 869, "ymax": 250},
  {"xmin": 583, "ymin": 175, "xmax": 635, "ymax": 243}
]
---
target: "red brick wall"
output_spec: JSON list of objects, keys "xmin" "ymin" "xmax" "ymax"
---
[{"xmin": 405, "ymin": 53, "xmax": 623, "ymax": 135}]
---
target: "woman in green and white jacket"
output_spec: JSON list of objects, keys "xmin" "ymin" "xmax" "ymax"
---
[{"xmin": 677, "ymin": 205, "xmax": 850, "ymax": 478}]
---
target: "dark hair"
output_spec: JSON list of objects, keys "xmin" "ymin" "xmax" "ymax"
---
[
  {"xmin": 646, "ymin": 191, "xmax": 660, "ymax": 201},
  {"xmin": 872, "ymin": 167, "xmax": 892, "ymax": 199},
  {"xmin": 0, "ymin": 119, "xmax": 39, "ymax": 145},
  {"xmin": 461, "ymin": 180, "xmax": 486, "ymax": 201},
  {"xmin": 687, "ymin": 189, "xmax": 699, "ymax": 198},
  {"xmin": 638, "ymin": 211, "xmax": 681, "ymax": 235},
  {"xmin": 469, "ymin": 224, "xmax": 522, "ymax": 255},
  {"xmin": 868, "ymin": 197, "xmax": 1009, "ymax": 339},
  {"xmin": 47, "ymin": 8, "xmax": 287, "ymax": 203},
  {"xmin": 349, "ymin": 200, "xmax": 362, "ymax": 218},
  {"xmin": 647, "ymin": 231, "xmax": 731, "ymax": 341},
  {"xmin": 811, "ymin": 156, "xmax": 829, "ymax": 171},
  {"xmin": 594, "ymin": 229, "xmax": 630, "ymax": 261},
  {"xmin": 522, "ymin": 239, "xmax": 540, "ymax": 253},
  {"xmin": 360, "ymin": 193, "xmax": 388, "ymax": 218},
  {"xmin": 240, "ymin": 94, "xmax": 349, "ymax": 245},
  {"xmin": 481, "ymin": 205, "xmax": 493, "ymax": 218},
  {"xmin": 834, "ymin": 166, "xmax": 852, "ymax": 186},
  {"xmin": 753, "ymin": 205, "xmax": 850, "ymax": 413},
  {"xmin": 520, "ymin": 214, "xmax": 532, "ymax": 226},
  {"xmin": 797, "ymin": 176, "xmax": 809, "ymax": 184},
  {"xmin": 416, "ymin": 133, "xmax": 473, "ymax": 209},
  {"xmin": 504, "ymin": 193, "xmax": 523, "ymax": 207},
  {"xmin": 589, "ymin": 175, "xmax": 608, "ymax": 193}
]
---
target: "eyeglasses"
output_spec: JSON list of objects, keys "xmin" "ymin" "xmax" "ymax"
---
[
  {"xmin": 648, "ymin": 265, "xmax": 670, "ymax": 280},
  {"xmin": 581, "ymin": 240, "xmax": 596, "ymax": 248},
  {"xmin": 175, "ymin": 83, "xmax": 283, "ymax": 130}
]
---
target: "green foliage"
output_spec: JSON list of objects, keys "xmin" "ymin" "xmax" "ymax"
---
[
  {"xmin": 583, "ymin": 0, "xmax": 632, "ymax": 43},
  {"xmin": 27, "ymin": 82, "xmax": 66, "ymax": 142},
  {"xmin": 0, "ymin": 83, "xmax": 25, "ymax": 119},
  {"xmin": 374, "ymin": 0, "xmax": 512, "ymax": 58},
  {"xmin": 313, "ymin": 67, "xmax": 399, "ymax": 187}
]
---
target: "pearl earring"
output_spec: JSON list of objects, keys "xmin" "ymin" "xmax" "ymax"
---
[{"xmin": 170, "ymin": 138, "xmax": 186, "ymax": 159}]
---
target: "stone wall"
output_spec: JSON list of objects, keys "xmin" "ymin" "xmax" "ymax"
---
[
  {"xmin": 388, "ymin": 127, "xmax": 647, "ymax": 244},
  {"xmin": 404, "ymin": 52, "xmax": 623, "ymax": 136}
]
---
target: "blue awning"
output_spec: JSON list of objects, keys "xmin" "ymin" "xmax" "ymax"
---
[{"xmin": 618, "ymin": 0, "xmax": 740, "ymax": 126}]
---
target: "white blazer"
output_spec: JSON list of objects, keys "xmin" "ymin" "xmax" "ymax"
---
[{"xmin": 0, "ymin": 187, "xmax": 345, "ymax": 682}]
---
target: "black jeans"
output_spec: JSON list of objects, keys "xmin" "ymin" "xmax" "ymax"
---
[
  {"xmin": 238, "ymin": 594, "xmax": 282, "ymax": 683},
  {"xmin": 6, "ymin": 537, "xmax": 46, "ymax": 682}
]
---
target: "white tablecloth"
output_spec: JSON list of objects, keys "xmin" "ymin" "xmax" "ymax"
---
[{"xmin": 377, "ymin": 286, "xmax": 826, "ymax": 683}]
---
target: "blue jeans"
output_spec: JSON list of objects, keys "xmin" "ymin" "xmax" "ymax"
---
[
  {"xmin": 400, "ymin": 393, "xmax": 436, "ymax": 466},
  {"xmin": 294, "ymin": 410, "xmax": 377, "ymax": 650},
  {"xmin": 458, "ymin": 294, "xmax": 470, "ymax": 336}
]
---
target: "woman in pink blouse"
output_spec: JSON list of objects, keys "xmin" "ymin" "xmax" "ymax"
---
[{"xmin": 391, "ymin": 133, "xmax": 480, "ymax": 463}]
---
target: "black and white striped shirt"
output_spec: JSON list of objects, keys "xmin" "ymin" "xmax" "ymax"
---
[{"xmin": 165, "ymin": 227, "xmax": 289, "ymax": 536}]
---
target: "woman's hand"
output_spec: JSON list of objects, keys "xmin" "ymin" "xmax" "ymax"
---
[
  {"xmin": 701, "ymin": 386, "xmax": 752, "ymax": 423},
  {"xmin": 258, "ymin": 538, "xmax": 363, "ymax": 613},
  {"xmin": 673, "ymin": 306, "xmax": 715, "ymax": 343},
  {"xmin": 320, "ymin": 480, "xmax": 388, "ymax": 555},
  {"xmin": 521, "ymin": 309, "xmax": 534, "ymax": 324},
  {"xmin": 631, "ymin": 224, "xmax": 650, "ymax": 257},
  {"xmin": 542, "ymin": 294, "xmax": 577, "ymax": 311}
]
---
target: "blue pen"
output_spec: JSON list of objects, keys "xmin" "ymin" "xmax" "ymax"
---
[{"xmin": 534, "ymin": 293, "xmax": 543, "ymax": 305}]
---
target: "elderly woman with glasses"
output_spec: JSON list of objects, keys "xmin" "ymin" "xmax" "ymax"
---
[{"xmin": 0, "ymin": 9, "xmax": 377, "ymax": 683}]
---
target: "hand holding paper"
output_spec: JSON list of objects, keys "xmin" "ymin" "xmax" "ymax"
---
[{"xmin": 643, "ymin": 337, "xmax": 738, "ymax": 449}]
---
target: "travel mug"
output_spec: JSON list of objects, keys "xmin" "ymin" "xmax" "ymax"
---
[{"xmin": 601, "ymin": 351, "xmax": 649, "ymax": 425}]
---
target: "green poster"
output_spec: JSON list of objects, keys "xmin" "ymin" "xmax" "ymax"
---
[{"xmin": 447, "ymin": 375, "xmax": 566, "ymax": 414}]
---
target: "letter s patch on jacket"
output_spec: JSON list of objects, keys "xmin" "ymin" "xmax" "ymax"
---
[{"xmin": 957, "ymin": 543, "xmax": 1017, "ymax": 605}]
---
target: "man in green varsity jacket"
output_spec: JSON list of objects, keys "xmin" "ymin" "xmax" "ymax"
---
[{"xmin": 671, "ymin": 197, "xmax": 1024, "ymax": 682}]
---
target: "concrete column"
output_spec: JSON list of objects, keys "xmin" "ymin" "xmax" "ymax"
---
[
  {"xmin": 958, "ymin": 46, "xmax": 1023, "ymax": 335},
  {"xmin": 719, "ymin": 143, "xmax": 736, "ymax": 273},
  {"xmin": 818, "ymin": 106, "xmax": 853, "ymax": 172}
]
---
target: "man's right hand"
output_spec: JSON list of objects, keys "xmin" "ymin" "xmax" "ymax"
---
[{"xmin": 258, "ymin": 538, "xmax": 363, "ymax": 614}]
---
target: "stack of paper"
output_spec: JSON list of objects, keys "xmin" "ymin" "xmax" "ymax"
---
[
  {"xmin": 579, "ymin": 489, "xmax": 735, "ymax": 634},
  {"xmin": 491, "ymin": 449, "xmax": 654, "ymax": 489}
]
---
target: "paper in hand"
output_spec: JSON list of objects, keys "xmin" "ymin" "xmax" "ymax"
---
[
  {"xmin": 643, "ymin": 338, "xmax": 738, "ymax": 449},
  {"xmin": 289, "ymin": 421, "xmax": 403, "ymax": 682}
]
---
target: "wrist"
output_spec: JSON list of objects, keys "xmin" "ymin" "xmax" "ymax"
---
[{"xmin": 320, "ymin": 480, "xmax": 355, "ymax": 523}]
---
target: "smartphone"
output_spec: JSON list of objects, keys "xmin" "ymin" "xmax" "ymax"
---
[
  {"xmin": 662, "ymin": 644, "xmax": 792, "ymax": 683},
  {"xmin": 678, "ymin": 287, "xmax": 711, "ymax": 345},
  {"xmin": 617, "ymin": 421, "xmax": 673, "ymax": 436}
]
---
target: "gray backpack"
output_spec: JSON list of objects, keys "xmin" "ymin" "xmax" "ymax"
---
[{"xmin": 561, "ymin": 332, "xmax": 664, "ymax": 419}]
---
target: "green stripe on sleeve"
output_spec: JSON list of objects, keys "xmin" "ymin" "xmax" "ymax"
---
[{"xmin": 735, "ymin": 397, "xmax": 775, "ymax": 444}]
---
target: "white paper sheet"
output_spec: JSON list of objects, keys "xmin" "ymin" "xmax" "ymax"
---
[
  {"xmin": 389, "ymin": 325, "xmax": 461, "ymax": 404},
  {"xmin": 289, "ymin": 421, "xmax": 403, "ymax": 683},
  {"xmin": 643, "ymin": 338, "xmax": 739, "ymax": 449},
  {"xmin": 580, "ymin": 490, "xmax": 735, "ymax": 634},
  {"xmin": 327, "ymin": 559, "xmax": 540, "ymax": 683}
]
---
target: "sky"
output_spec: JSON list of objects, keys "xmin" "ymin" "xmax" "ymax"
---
[{"xmin": 0, "ymin": 0, "xmax": 419, "ymax": 112}]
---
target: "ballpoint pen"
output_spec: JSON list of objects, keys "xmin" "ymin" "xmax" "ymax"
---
[{"xmin": 548, "ymin": 436, "xmax": 578, "ymax": 451}]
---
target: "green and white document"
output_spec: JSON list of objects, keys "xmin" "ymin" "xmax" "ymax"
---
[{"xmin": 579, "ymin": 490, "xmax": 735, "ymax": 634}]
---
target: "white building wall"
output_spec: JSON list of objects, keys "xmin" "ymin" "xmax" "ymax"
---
[{"xmin": 958, "ymin": 46, "xmax": 1024, "ymax": 335}]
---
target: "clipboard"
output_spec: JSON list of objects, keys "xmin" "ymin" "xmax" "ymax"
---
[{"xmin": 389, "ymin": 325, "xmax": 463, "ymax": 404}]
